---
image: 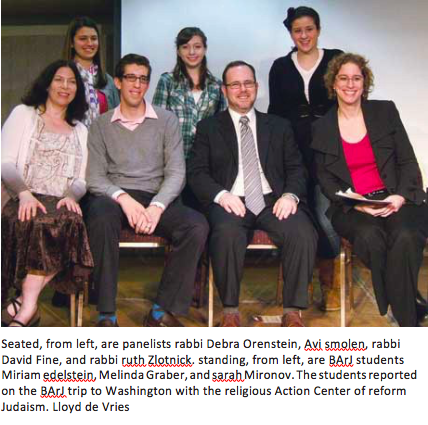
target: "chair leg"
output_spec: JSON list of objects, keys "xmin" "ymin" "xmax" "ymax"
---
[
  {"xmin": 346, "ymin": 246, "xmax": 354, "ymax": 311},
  {"xmin": 77, "ymin": 290, "xmax": 84, "ymax": 327},
  {"xmin": 70, "ymin": 293, "xmax": 76, "ymax": 327},
  {"xmin": 276, "ymin": 262, "xmax": 283, "ymax": 305},
  {"xmin": 339, "ymin": 243, "xmax": 346, "ymax": 327},
  {"xmin": 208, "ymin": 262, "xmax": 214, "ymax": 327}
]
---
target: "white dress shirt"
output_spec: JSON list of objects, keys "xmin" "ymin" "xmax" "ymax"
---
[{"xmin": 214, "ymin": 108, "xmax": 272, "ymax": 202}]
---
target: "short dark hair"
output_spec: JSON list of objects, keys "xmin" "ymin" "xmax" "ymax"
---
[
  {"xmin": 173, "ymin": 27, "xmax": 210, "ymax": 90},
  {"xmin": 283, "ymin": 6, "xmax": 321, "ymax": 32},
  {"xmin": 63, "ymin": 16, "xmax": 107, "ymax": 88},
  {"xmin": 222, "ymin": 61, "xmax": 257, "ymax": 85},
  {"xmin": 115, "ymin": 54, "xmax": 152, "ymax": 80},
  {"xmin": 21, "ymin": 59, "xmax": 88, "ymax": 126}
]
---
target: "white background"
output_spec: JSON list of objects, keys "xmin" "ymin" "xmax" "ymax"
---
[
  {"xmin": 122, "ymin": 0, "xmax": 428, "ymax": 179},
  {"xmin": 1, "ymin": 328, "xmax": 427, "ymax": 424}
]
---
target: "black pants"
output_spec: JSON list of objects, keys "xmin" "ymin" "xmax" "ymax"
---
[
  {"xmin": 332, "ymin": 203, "xmax": 428, "ymax": 327},
  {"xmin": 83, "ymin": 191, "xmax": 209, "ymax": 315},
  {"xmin": 208, "ymin": 195, "xmax": 318, "ymax": 308},
  {"xmin": 309, "ymin": 184, "xmax": 340, "ymax": 259}
]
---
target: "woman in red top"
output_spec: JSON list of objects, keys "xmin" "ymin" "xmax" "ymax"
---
[{"xmin": 312, "ymin": 53, "xmax": 428, "ymax": 326}]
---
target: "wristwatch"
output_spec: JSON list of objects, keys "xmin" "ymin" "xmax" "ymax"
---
[{"xmin": 281, "ymin": 193, "xmax": 299, "ymax": 204}]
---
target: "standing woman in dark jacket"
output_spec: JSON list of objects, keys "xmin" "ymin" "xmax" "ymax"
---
[
  {"xmin": 312, "ymin": 53, "xmax": 428, "ymax": 326},
  {"xmin": 268, "ymin": 6, "xmax": 343, "ymax": 311}
]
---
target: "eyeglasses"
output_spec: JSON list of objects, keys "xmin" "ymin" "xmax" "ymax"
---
[
  {"xmin": 122, "ymin": 74, "xmax": 149, "ymax": 84},
  {"xmin": 335, "ymin": 75, "xmax": 364, "ymax": 85},
  {"xmin": 225, "ymin": 80, "xmax": 256, "ymax": 90}
]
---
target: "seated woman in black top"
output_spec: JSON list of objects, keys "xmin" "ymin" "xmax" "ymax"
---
[
  {"xmin": 268, "ymin": 6, "xmax": 343, "ymax": 311},
  {"xmin": 312, "ymin": 53, "xmax": 428, "ymax": 327}
]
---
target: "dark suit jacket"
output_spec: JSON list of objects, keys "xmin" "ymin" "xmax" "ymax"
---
[
  {"xmin": 311, "ymin": 100, "xmax": 425, "ymax": 219},
  {"xmin": 187, "ymin": 109, "xmax": 307, "ymax": 210}
]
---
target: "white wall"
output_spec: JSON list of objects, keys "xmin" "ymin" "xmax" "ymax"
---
[{"xmin": 122, "ymin": 0, "xmax": 428, "ymax": 178}]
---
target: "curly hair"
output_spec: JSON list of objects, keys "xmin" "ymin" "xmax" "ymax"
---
[
  {"xmin": 324, "ymin": 53, "xmax": 374, "ymax": 100},
  {"xmin": 22, "ymin": 60, "xmax": 88, "ymax": 126}
]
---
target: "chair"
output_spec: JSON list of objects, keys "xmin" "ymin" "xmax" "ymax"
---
[
  {"xmin": 70, "ymin": 291, "xmax": 84, "ymax": 327},
  {"xmin": 207, "ymin": 230, "xmax": 282, "ymax": 327},
  {"xmin": 338, "ymin": 238, "xmax": 355, "ymax": 327},
  {"xmin": 118, "ymin": 228, "xmax": 170, "ymax": 251},
  {"xmin": 70, "ymin": 228, "xmax": 171, "ymax": 327}
]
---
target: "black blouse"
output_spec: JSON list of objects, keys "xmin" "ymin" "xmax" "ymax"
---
[{"xmin": 268, "ymin": 48, "xmax": 343, "ymax": 173}]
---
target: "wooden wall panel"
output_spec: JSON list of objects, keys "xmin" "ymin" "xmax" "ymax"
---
[
  {"xmin": 1, "ymin": 26, "xmax": 109, "ymax": 125},
  {"xmin": 2, "ymin": 31, "xmax": 64, "ymax": 124}
]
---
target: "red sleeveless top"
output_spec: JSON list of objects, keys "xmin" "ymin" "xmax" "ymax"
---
[{"xmin": 341, "ymin": 133, "xmax": 386, "ymax": 195}]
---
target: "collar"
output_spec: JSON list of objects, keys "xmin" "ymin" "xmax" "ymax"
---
[
  {"xmin": 111, "ymin": 100, "xmax": 158, "ymax": 124},
  {"xmin": 311, "ymin": 100, "xmax": 392, "ymax": 156},
  {"xmin": 291, "ymin": 48, "xmax": 324, "ymax": 74},
  {"xmin": 75, "ymin": 61, "xmax": 98, "ymax": 76},
  {"xmin": 228, "ymin": 107, "xmax": 256, "ymax": 127}
]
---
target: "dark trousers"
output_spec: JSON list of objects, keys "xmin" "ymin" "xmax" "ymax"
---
[
  {"xmin": 84, "ymin": 191, "xmax": 209, "ymax": 315},
  {"xmin": 208, "ymin": 195, "xmax": 318, "ymax": 308},
  {"xmin": 295, "ymin": 121, "xmax": 340, "ymax": 259},
  {"xmin": 332, "ymin": 203, "xmax": 428, "ymax": 327},
  {"xmin": 311, "ymin": 184, "xmax": 340, "ymax": 259}
]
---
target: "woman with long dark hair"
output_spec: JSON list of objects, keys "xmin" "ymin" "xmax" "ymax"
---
[
  {"xmin": 63, "ymin": 16, "xmax": 119, "ymax": 128},
  {"xmin": 57, "ymin": 16, "xmax": 120, "ymax": 307},
  {"xmin": 1, "ymin": 60, "xmax": 93, "ymax": 327},
  {"xmin": 153, "ymin": 27, "xmax": 226, "ymax": 207},
  {"xmin": 312, "ymin": 53, "xmax": 428, "ymax": 326},
  {"xmin": 268, "ymin": 6, "xmax": 343, "ymax": 311}
]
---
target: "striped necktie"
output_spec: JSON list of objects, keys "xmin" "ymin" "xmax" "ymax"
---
[{"xmin": 240, "ymin": 115, "xmax": 265, "ymax": 215}]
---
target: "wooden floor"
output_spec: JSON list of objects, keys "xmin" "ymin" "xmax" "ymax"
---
[{"xmin": 29, "ymin": 250, "xmax": 428, "ymax": 327}]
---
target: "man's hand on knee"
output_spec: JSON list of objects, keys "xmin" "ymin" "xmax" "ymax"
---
[
  {"xmin": 144, "ymin": 205, "xmax": 163, "ymax": 234},
  {"xmin": 219, "ymin": 193, "xmax": 246, "ymax": 217},
  {"xmin": 273, "ymin": 196, "xmax": 297, "ymax": 220}
]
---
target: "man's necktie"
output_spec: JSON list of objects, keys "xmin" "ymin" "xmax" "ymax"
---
[{"xmin": 240, "ymin": 115, "xmax": 265, "ymax": 215}]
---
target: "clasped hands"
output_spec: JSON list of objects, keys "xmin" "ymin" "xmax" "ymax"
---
[
  {"xmin": 117, "ymin": 193, "xmax": 162, "ymax": 234},
  {"xmin": 219, "ymin": 192, "xmax": 297, "ymax": 220},
  {"xmin": 18, "ymin": 190, "xmax": 82, "ymax": 222},
  {"xmin": 354, "ymin": 194, "xmax": 405, "ymax": 217}
]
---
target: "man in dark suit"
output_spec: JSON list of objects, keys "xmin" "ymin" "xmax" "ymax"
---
[{"xmin": 188, "ymin": 61, "xmax": 317, "ymax": 327}]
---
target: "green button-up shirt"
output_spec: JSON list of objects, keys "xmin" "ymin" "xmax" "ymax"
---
[{"xmin": 153, "ymin": 72, "xmax": 227, "ymax": 159}]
